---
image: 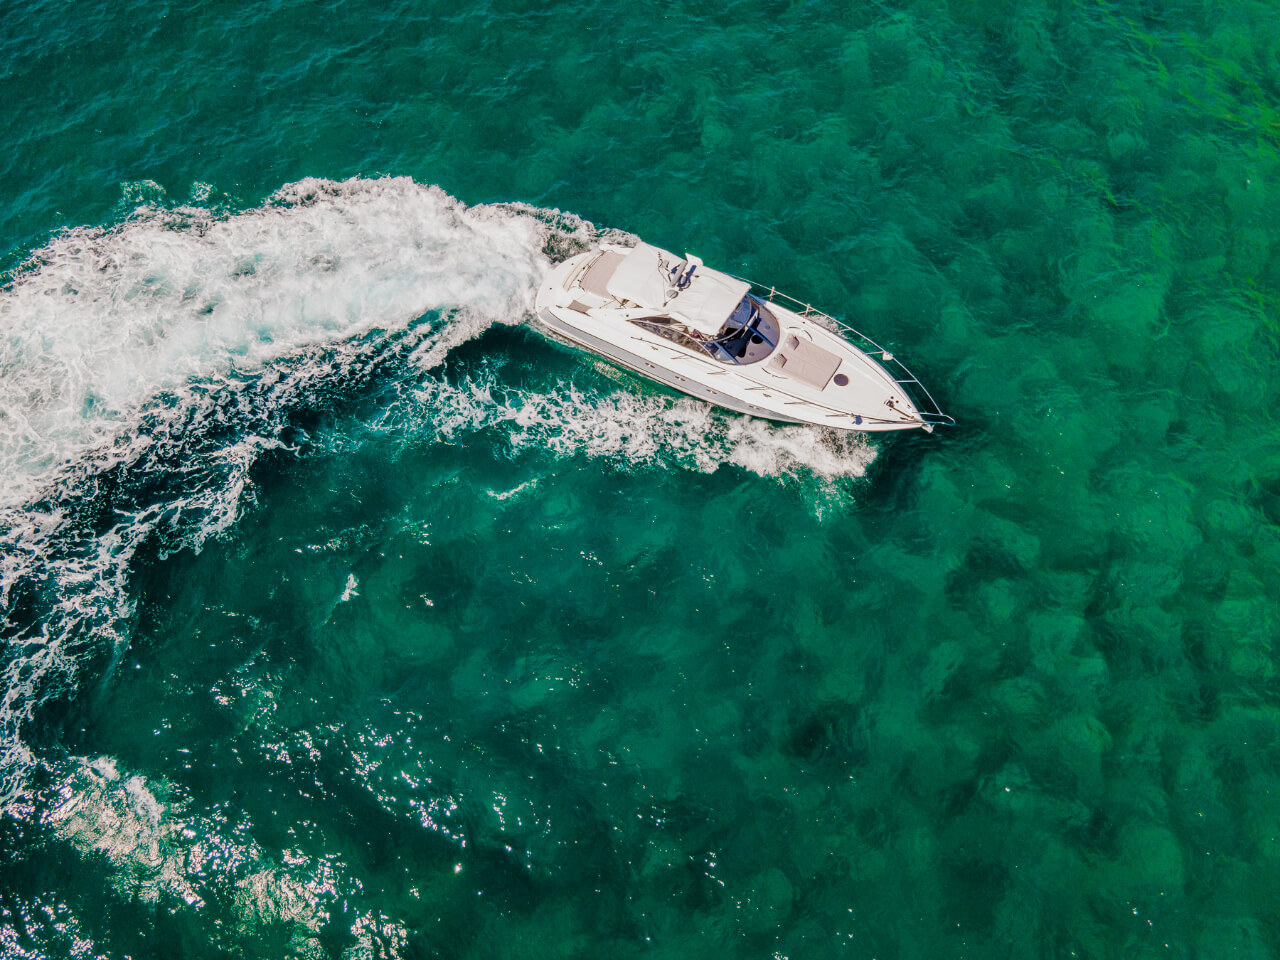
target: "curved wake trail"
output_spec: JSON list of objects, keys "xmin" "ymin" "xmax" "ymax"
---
[
  {"xmin": 0, "ymin": 177, "xmax": 874, "ymax": 806},
  {"xmin": 0, "ymin": 177, "xmax": 549, "ymax": 502},
  {"xmin": 0, "ymin": 177, "xmax": 562, "ymax": 801}
]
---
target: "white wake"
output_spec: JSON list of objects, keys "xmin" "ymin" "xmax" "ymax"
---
[
  {"xmin": 0, "ymin": 177, "xmax": 567, "ymax": 802},
  {"xmin": 0, "ymin": 177, "xmax": 875, "ymax": 806}
]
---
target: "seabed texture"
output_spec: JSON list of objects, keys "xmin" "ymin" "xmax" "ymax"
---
[{"xmin": 1, "ymin": 1, "xmax": 1278, "ymax": 958}]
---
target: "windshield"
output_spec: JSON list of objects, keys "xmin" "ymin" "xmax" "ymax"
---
[
  {"xmin": 628, "ymin": 296, "xmax": 781, "ymax": 365},
  {"xmin": 631, "ymin": 318, "xmax": 718, "ymax": 359},
  {"xmin": 704, "ymin": 296, "xmax": 779, "ymax": 364}
]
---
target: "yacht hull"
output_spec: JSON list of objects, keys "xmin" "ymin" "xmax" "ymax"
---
[
  {"xmin": 537, "ymin": 307, "xmax": 806, "ymax": 423},
  {"xmin": 534, "ymin": 244, "xmax": 950, "ymax": 434}
]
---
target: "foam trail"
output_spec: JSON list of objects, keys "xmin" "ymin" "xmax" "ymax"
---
[
  {"xmin": 11, "ymin": 754, "xmax": 369, "ymax": 955},
  {"xmin": 0, "ymin": 176, "xmax": 872, "ymax": 807},
  {"xmin": 0, "ymin": 177, "xmax": 549, "ymax": 505},
  {"xmin": 383, "ymin": 374, "xmax": 878, "ymax": 481},
  {"xmin": 0, "ymin": 178, "xmax": 582, "ymax": 803}
]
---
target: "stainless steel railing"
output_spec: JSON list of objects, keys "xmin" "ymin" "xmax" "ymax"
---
[{"xmin": 739, "ymin": 279, "xmax": 955, "ymax": 427}]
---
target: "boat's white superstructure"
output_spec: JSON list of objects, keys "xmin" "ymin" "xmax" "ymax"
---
[{"xmin": 535, "ymin": 241, "xmax": 951, "ymax": 433}]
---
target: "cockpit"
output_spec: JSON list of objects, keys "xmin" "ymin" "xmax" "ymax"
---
[
  {"xmin": 631, "ymin": 295, "xmax": 780, "ymax": 365},
  {"xmin": 703, "ymin": 295, "xmax": 780, "ymax": 364}
]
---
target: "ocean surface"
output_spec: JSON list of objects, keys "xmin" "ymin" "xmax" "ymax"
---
[{"xmin": 2, "ymin": 0, "xmax": 1279, "ymax": 957}]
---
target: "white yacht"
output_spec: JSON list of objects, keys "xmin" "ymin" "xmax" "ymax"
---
[{"xmin": 535, "ymin": 241, "xmax": 952, "ymax": 433}]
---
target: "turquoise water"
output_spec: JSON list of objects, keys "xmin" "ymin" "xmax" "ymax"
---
[{"xmin": 2, "ymin": 0, "xmax": 1279, "ymax": 956}]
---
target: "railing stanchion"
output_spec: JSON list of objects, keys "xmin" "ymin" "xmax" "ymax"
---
[{"xmin": 734, "ymin": 273, "xmax": 952, "ymax": 427}]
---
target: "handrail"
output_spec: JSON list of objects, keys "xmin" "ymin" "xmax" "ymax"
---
[{"xmin": 735, "ymin": 278, "xmax": 955, "ymax": 428}]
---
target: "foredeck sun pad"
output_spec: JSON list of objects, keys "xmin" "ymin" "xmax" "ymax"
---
[{"xmin": 771, "ymin": 335, "xmax": 841, "ymax": 389}]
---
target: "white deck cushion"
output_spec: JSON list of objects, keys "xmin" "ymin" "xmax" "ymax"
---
[
  {"xmin": 770, "ymin": 335, "xmax": 841, "ymax": 388},
  {"xmin": 606, "ymin": 243, "xmax": 670, "ymax": 308},
  {"xmin": 606, "ymin": 243, "xmax": 749, "ymax": 336}
]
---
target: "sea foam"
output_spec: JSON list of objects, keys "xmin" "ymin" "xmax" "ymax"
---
[
  {"xmin": 386, "ymin": 373, "xmax": 877, "ymax": 480},
  {"xmin": 0, "ymin": 176, "xmax": 548, "ymax": 505},
  {"xmin": 0, "ymin": 178, "xmax": 564, "ymax": 803},
  {"xmin": 0, "ymin": 177, "xmax": 873, "ymax": 807}
]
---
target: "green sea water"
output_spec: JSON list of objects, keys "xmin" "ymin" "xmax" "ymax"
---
[{"xmin": 2, "ymin": 0, "xmax": 1280, "ymax": 957}]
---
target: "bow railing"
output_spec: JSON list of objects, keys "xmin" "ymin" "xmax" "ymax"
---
[{"xmin": 738, "ymin": 280, "xmax": 955, "ymax": 428}]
